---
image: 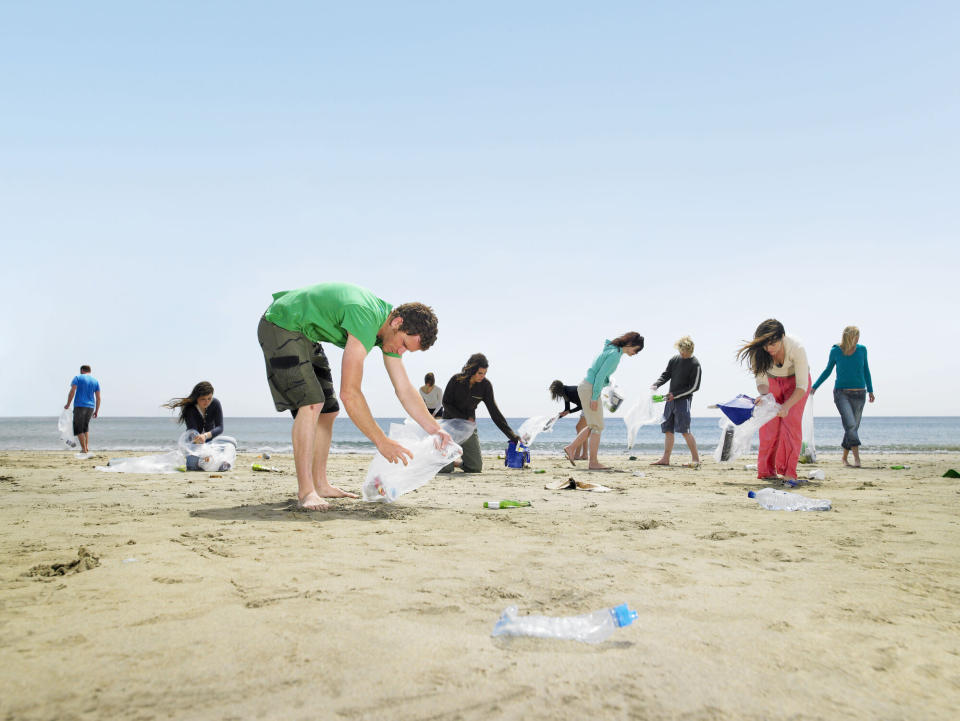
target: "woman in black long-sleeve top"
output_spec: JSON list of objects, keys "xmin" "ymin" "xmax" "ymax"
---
[
  {"xmin": 439, "ymin": 353, "xmax": 519, "ymax": 473},
  {"xmin": 549, "ymin": 380, "xmax": 587, "ymax": 459}
]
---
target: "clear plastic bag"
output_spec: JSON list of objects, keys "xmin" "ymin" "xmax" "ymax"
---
[
  {"xmin": 361, "ymin": 419, "xmax": 473, "ymax": 503},
  {"xmin": 98, "ymin": 432, "xmax": 238, "ymax": 473},
  {"xmin": 799, "ymin": 393, "xmax": 817, "ymax": 463},
  {"xmin": 58, "ymin": 408, "xmax": 78, "ymax": 449},
  {"xmin": 712, "ymin": 393, "xmax": 780, "ymax": 463},
  {"xmin": 518, "ymin": 413, "xmax": 560, "ymax": 446},
  {"xmin": 624, "ymin": 394, "xmax": 666, "ymax": 449},
  {"xmin": 600, "ymin": 379, "xmax": 625, "ymax": 413}
]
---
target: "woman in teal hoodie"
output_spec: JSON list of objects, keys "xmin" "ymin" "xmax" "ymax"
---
[{"xmin": 563, "ymin": 332, "xmax": 645, "ymax": 470}]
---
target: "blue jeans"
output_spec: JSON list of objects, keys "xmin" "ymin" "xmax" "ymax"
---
[{"xmin": 833, "ymin": 389, "xmax": 866, "ymax": 449}]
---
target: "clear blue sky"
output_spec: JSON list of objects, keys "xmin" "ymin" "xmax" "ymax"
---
[{"xmin": 2, "ymin": 2, "xmax": 957, "ymax": 418}]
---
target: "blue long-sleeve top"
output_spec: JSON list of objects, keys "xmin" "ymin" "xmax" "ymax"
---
[
  {"xmin": 812, "ymin": 345, "xmax": 873, "ymax": 393},
  {"xmin": 583, "ymin": 341, "xmax": 623, "ymax": 400},
  {"xmin": 183, "ymin": 398, "xmax": 224, "ymax": 439}
]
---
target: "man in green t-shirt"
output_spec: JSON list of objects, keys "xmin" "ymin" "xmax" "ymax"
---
[{"xmin": 257, "ymin": 282, "xmax": 450, "ymax": 510}]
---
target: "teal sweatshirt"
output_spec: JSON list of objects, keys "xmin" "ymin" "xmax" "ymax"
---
[
  {"xmin": 584, "ymin": 341, "xmax": 623, "ymax": 400},
  {"xmin": 812, "ymin": 344, "xmax": 873, "ymax": 393}
]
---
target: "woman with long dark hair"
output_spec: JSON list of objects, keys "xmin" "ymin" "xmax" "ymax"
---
[
  {"xmin": 737, "ymin": 319, "xmax": 810, "ymax": 484},
  {"xmin": 550, "ymin": 380, "xmax": 587, "ymax": 459},
  {"xmin": 811, "ymin": 325, "xmax": 875, "ymax": 467},
  {"xmin": 164, "ymin": 381, "xmax": 224, "ymax": 443},
  {"xmin": 439, "ymin": 353, "xmax": 519, "ymax": 473},
  {"xmin": 563, "ymin": 332, "xmax": 645, "ymax": 470}
]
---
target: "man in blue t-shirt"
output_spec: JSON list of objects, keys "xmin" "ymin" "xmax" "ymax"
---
[{"xmin": 64, "ymin": 365, "xmax": 101, "ymax": 454}]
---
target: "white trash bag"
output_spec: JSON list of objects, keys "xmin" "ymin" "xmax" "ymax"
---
[
  {"xmin": 362, "ymin": 419, "xmax": 474, "ymax": 503},
  {"xmin": 712, "ymin": 394, "xmax": 780, "ymax": 463},
  {"xmin": 98, "ymin": 431, "xmax": 238, "ymax": 473},
  {"xmin": 58, "ymin": 408, "xmax": 78, "ymax": 449},
  {"xmin": 518, "ymin": 413, "xmax": 560, "ymax": 446},
  {"xmin": 624, "ymin": 394, "xmax": 666, "ymax": 450},
  {"xmin": 799, "ymin": 393, "xmax": 817, "ymax": 463}
]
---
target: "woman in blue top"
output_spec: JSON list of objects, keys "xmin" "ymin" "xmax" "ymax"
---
[
  {"xmin": 563, "ymin": 332, "xmax": 644, "ymax": 470},
  {"xmin": 811, "ymin": 326, "xmax": 875, "ymax": 467}
]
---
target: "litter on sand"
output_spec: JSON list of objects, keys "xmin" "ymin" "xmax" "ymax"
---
[{"xmin": 545, "ymin": 478, "xmax": 611, "ymax": 492}]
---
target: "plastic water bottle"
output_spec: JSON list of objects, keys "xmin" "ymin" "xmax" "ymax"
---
[
  {"xmin": 748, "ymin": 488, "xmax": 831, "ymax": 511},
  {"xmin": 483, "ymin": 500, "xmax": 531, "ymax": 509},
  {"xmin": 491, "ymin": 603, "xmax": 638, "ymax": 644},
  {"xmin": 652, "ymin": 394, "xmax": 666, "ymax": 403}
]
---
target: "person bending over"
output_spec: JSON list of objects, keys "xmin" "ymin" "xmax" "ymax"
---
[
  {"xmin": 419, "ymin": 372, "xmax": 443, "ymax": 418},
  {"xmin": 258, "ymin": 282, "xmax": 450, "ymax": 510},
  {"xmin": 163, "ymin": 381, "xmax": 224, "ymax": 470},
  {"xmin": 550, "ymin": 380, "xmax": 587, "ymax": 460}
]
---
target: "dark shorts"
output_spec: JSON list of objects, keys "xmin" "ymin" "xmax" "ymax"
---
[
  {"xmin": 257, "ymin": 316, "xmax": 340, "ymax": 415},
  {"xmin": 660, "ymin": 397, "xmax": 692, "ymax": 434},
  {"xmin": 73, "ymin": 407, "xmax": 94, "ymax": 435}
]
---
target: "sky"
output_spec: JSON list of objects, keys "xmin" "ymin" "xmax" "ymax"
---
[{"xmin": 1, "ymin": 2, "xmax": 958, "ymax": 419}]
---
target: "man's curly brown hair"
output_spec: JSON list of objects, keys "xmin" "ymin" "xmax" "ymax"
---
[{"xmin": 390, "ymin": 302, "xmax": 438, "ymax": 350}]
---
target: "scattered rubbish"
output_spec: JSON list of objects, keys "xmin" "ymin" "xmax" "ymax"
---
[
  {"xmin": 252, "ymin": 463, "xmax": 283, "ymax": 473},
  {"xmin": 943, "ymin": 469, "xmax": 960, "ymax": 478},
  {"xmin": 744, "ymin": 464, "xmax": 757, "ymax": 471},
  {"xmin": 806, "ymin": 469, "xmax": 825, "ymax": 481},
  {"xmin": 483, "ymin": 500, "xmax": 531, "ymax": 509},
  {"xmin": 748, "ymin": 488, "xmax": 831, "ymax": 511},
  {"xmin": 890, "ymin": 465, "xmax": 911, "ymax": 470},
  {"xmin": 628, "ymin": 456, "xmax": 637, "ymax": 461},
  {"xmin": 492, "ymin": 603, "xmax": 638, "ymax": 643},
  {"xmin": 632, "ymin": 471, "xmax": 646, "ymax": 478},
  {"xmin": 122, "ymin": 558, "xmax": 138, "ymax": 564},
  {"xmin": 260, "ymin": 452, "xmax": 271, "ymax": 460},
  {"xmin": 533, "ymin": 469, "xmax": 546, "ymax": 474},
  {"xmin": 545, "ymin": 478, "xmax": 611, "ymax": 492}
]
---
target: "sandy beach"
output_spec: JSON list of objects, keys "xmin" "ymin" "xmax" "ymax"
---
[{"xmin": 1, "ymin": 449, "xmax": 958, "ymax": 720}]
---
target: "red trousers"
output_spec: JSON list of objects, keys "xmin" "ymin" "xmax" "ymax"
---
[{"xmin": 757, "ymin": 374, "xmax": 810, "ymax": 480}]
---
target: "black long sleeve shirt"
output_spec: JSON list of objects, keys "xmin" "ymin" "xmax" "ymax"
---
[
  {"xmin": 441, "ymin": 376, "xmax": 517, "ymax": 441},
  {"xmin": 560, "ymin": 385, "xmax": 583, "ymax": 414},
  {"xmin": 183, "ymin": 398, "xmax": 224, "ymax": 439},
  {"xmin": 653, "ymin": 356, "xmax": 702, "ymax": 400}
]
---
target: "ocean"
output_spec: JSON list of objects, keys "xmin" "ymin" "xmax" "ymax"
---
[{"xmin": 1, "ymin": 416, "xmax": 958, "ymax": 456}]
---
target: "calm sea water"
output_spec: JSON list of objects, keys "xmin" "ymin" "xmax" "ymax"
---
[{"xmin": 1, "ymin": 416, "xmax": 958, "ymax": 455}]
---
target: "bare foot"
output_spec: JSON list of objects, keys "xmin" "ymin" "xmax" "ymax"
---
[
  {"xmin": 316, "ymin": 483, "xmax": 359, "ymax": 499},
  {"xmin": 297, "ymin": 491, "xmax": 330, "ymax": 511},
  {"xmin": 587, "ymin": 464, "xmax": 612, "ymax": 471},
  {"xmin": 563, "ymin": 447, "xmax": 577, "ymax": 467},
  {"xmin": 650, "ymin": 459, "xmax": 670, "ymax": 466}
]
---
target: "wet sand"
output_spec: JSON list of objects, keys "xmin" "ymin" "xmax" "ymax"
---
[{"xmin": 1, "ymin": 450, "xmax": 959, "ymax": 720}]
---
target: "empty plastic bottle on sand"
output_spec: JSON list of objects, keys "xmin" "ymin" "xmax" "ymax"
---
[
  {"xmin": 748, "ymin": 488, "xmax": 831, "ymax": 511},
  {"xmin": 492, "ymin": 603, "xmax": 638, "ymax": 644}
]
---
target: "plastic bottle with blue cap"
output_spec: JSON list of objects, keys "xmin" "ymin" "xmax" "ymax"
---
[{"xmin": 491, "ymin": 603, "xmax": 638, "ymax": 643}]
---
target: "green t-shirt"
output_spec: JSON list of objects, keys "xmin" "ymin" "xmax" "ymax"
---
[{"xmin": 263, "ymin": 282, "xmax": 398, "ymax": 357}]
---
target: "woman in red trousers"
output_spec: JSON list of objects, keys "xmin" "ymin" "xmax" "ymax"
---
[{"xmin": 737, "ymin": 319, "xmax": 810, "ymax": 485}]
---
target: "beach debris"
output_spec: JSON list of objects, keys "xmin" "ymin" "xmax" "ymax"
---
[
  {"xmin": 748, "ymin": 488, "xmax": 831, "ymax": 511},
  {"xmin": 890, "ymin": 465, "xmax": 911, "ymax": 470},
  {"xmin": 27, "ymin": 547, "xmax": 100, "ymax": 577},
  {"xmin": 483, "ymin": 500, "xmax": 532, "ymax": 509},
  {"xmin": 492, "ymin": 603, "xmax": 637, "ymax": 643},
  {"xmin": 624, "ymin": 394, "xmax": 666, "ymax": 449},
  {"xmin": 712, "ymin": 394, "xmax": 780, "ymax": 463},
  {"xmin": 806, "ymin": 469, "xmax": 825, "ymax": 481},
  {"xmin": 943, "ymin": 469, "xmax": 960, "ymax": 478},
  {"xmin": 518, "ymin": 413, "xmax": 560, "ymax": 446},
  {"xmin": 252, "ymin": 463, "xmax": 283, "ymax": 473},
  {"xmin": 545, "ymin": 477, "xmax": 611, "ymax": 492}
]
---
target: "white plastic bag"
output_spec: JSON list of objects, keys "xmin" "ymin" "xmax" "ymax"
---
[
  {"xmin": 712, "ymin": 394, "xmax": 780, "ymax": 463},
  {"xmin": 518, "ymin": 413, "xmax": 560, "ymax": 446},
  {"xmin": 180, "ymin": 431, "xmax": 237, "ymax": 471},
  {"xmin": 624, "ymin": 394, "xmax": 666, "ymax": 449},
  {"xmin": 98, "ymin": 432, "xmax": 238, "ymax": 473},
  {"xmin": 600, "ymin": 379, "xmax": 625, "ymax": 413},
  {"xmin": 799, "ymin": 393, "xmax": 817, "ymax": 463},
  {"xmin": 58, "ymin": 408, "xmax": 78, "ymax": 449},
  {"xmin": 361, "ymin": 419, "xmax": 473, "ymax": 503}
]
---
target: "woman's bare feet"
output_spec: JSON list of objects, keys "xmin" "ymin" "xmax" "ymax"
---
[
  {"xmin": 587, "ymin": 464, "xmax": 612, "ymax": 471},
  {"xmin": 297, "ymin": 491, "xmax": 330, "ymax": 511},
  {"xmin": 563, "ymin": 447, "xmax": 577, "ymax": 466},
  {"xmin": 651, "ymin": 458, "xmax": 670, "ymax": 466},
  {"xmin": 851, "ymin": 448, "xmax": 861, "ymax": 467}
]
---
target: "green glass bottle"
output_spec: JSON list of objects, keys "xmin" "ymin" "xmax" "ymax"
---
[{"xmin": 483, "ymin": 500, "xmax": 532, "ymax": 509}]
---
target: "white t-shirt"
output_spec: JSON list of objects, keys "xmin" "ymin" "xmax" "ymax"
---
[{"xmin": 756, "ymin": 335, "xmax": 810, "ymax": 390}]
